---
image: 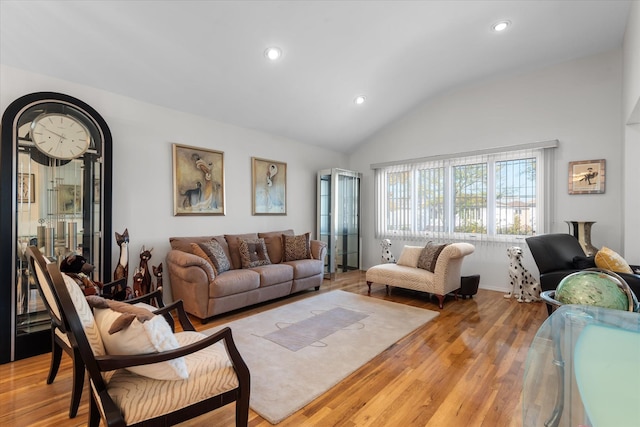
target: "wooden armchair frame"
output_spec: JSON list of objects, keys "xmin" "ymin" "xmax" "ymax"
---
[{"xmin": 46, "ymin": 260, "xmax": 250, "ymax": 427}]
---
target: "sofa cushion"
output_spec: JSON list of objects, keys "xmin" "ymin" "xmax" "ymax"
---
[
  {"xmin": 198, "ymin": 240, "xmax": 231, "ymax": 274},
  {"xmin": 417, "ymin": 242, "xmax": 449, "ymax": 272},
  {"xmin": 283, "ymin": 233, "xmax": 311, "ymax": 261},
  {"xmin": 251, "ymin": 264, "xmax": 294, "ymax": 287},
  {"xmin": 210, "ymin": 269, "xmax": 260, "ymax": 298},
  {"xmin": 258, "ymin": 230, "xmax": 294, "ymax": 264},
  {"xmin": 225, "ymin": 233, "xmax": 259, "ymax": 269},
  {"xmin": 239, "ymin": 238, "xmax": 272, "ymax": 268},
  {"xmin": 397, "ymin": 245, "xmax": 423, "ymax": 268},
  {"xmin": 283, "ymin": 259, "xmax": 324, "ymax": 279},
  {"xmin": 594, "ymin": 246, "xmax": 633, "ymax": 274}
]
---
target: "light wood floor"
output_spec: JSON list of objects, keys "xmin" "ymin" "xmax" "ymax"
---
[{"xmin": 0, "ymin": 271, "xmax": 548, "ymax": 427}]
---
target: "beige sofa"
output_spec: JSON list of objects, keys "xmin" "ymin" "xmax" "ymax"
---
[
  {"xmin": 166, "ymin": 230, "xmax": 326, "ymax": 322},
  {"xmin": 365, "ymin": 243, "xmax": 475, "ymax": 308}
]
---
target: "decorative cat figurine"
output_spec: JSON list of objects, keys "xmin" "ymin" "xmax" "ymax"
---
[
  {"xmin": 113, "ymin": 229, "xmax": 129, "ymax": 286},
  {"xmin": 138, "ymin": 245, "xmax": 153, "ymax": 296},
  {"xmin": 132, "ymin": 268, "xmax": 144, "ymax": 297},
  {"xmin": 152, "ymin": 262, "xmax": 163, "ymax": 292}
]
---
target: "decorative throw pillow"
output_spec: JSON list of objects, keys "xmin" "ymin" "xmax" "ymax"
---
[
  {"xmin": 417, "ymin": 242, "xmax": 449, "ymax": 272},
  {"xmin": 283, "ymin": 233, "xmax": 311, "ymax": 261},
  {"xmin": 238, "ymin": 238, "xmax": 272, "ymax": 268},
  {"xmin": 258, "ymin": 230, "xmax": 294, "ymax": 264},
  {"xmin": 396, "ymin": 246, "xmax": 424, "ymax": 268},
  {"xmin": 594, "ymin": 246, "xmax": 633, "ymax": 274},
  {"xmin": 190, "ymin": 243, "xmax": 218, "ymax": 275},
  {"xmin": 197, "ymin": 239, "xmax": 231, "ymax": 274},
  {"xmin": 93, "ymin": 304, "xmax": 189, "ymax": 380},
  {"xmin": 225, "ymin": 233, "xmax": 258, "ymax": 269}
]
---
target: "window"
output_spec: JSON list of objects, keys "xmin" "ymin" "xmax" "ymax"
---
[{"xmin": 374, "ymin": 143, "xmax": 555, "ymax": 242}]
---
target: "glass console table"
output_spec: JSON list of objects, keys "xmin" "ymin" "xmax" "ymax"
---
[{"xmin": 523, "ymin": 305, "xmax": 640, "ymax": 427}]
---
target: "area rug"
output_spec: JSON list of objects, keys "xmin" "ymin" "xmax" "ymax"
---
[{"xmin": 204, "ymin": 290, "xmax": 439, "ymax": 424}]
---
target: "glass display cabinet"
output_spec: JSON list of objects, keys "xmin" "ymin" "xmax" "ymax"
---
[
  {"xmin": 317, "ymin": 168, "xmax": 361, "ymax": 279},
  {"xmin": 0, "ymin": 92, "xmax": 113, "ymax": 363},
  {"xmin": 523, "ymin": 305, "xmax": 640, "ymax": 427}
]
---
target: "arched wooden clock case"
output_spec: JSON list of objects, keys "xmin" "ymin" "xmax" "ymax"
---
[{"xmin": 0, "ymin": 92, "xmax": 113, "ymax": 363}]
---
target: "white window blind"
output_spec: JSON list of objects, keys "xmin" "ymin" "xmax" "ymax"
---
[{"xmin": 372, "ymin": 140, "xmax": 557, "ymax": 245}]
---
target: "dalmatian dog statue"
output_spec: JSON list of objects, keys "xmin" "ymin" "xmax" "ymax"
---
[
  {"xmin": 504, "ymin": 246, "xmax": 541, "ymax": 303},
  {"xmin": 380, "ymin": 239, "xmax": 396, "ymax": 263}
]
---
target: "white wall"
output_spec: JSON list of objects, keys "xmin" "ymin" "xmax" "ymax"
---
[
  {"xmin": 348, "ymin": 49, "xmax": 625, "ymax": 291},
  {"xmin": 0, "ymin": 65, "xmax": 346, "ymax": 299},
  {"xmin": 623, "ymin": 1, "xmax": 640, "ymax": 264}
]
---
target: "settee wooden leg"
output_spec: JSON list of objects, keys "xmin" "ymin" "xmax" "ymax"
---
[
  {"xmin": 385, "ymin": 285, "xmax": 390, "ymax": 295},
  {"xmin": 435, "ymin": 294, "xmax": 445, "ymax": 309},
  {"xmin": 366, "ymin": 281, "xmax": 372, "ymax": 295}
]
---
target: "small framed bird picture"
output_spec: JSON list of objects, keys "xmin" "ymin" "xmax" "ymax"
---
[{"xmin": 568, "ymin": 159, "xmax": 605, "ymax": 195}]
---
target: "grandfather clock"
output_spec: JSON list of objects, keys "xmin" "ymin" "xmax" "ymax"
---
[{"xmin": 0, "ymin": 92, "xmax": 113, "ymax": 363}]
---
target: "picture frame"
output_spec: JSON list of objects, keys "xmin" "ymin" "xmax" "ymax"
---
[
  {"xmin": 57, "ymin": 184, "xmax": 82, "ymax": 214},
  {"xmin": 252, "ymin": 157, "xmax": 287, "ymax": 215},
  {"xmin": 568, "ymin": 159, "xmax": 605, "ymax": 195},
  {"xmin": 172, "ymin": 143, "xmax": 225, "ymax": 216},
  {"xmin": 17, "ymin": 173, "xmax": 35, "ymax": 203}
]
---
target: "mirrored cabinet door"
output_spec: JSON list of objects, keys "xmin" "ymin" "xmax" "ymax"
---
[{"xmin": 1, "ymin": 92, "xmax": 113, "ymax": 363}]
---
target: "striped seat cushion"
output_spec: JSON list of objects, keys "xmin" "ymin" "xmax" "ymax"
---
[{"xmin": 102, "ymin": 331, "xmax": 239, "ymax": 425}]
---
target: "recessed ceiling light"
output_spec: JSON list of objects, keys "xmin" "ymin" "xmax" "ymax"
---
[
  {"xmin": 354, "ymin": 95, "xmax": 366, "ymax": 105},
  {"xmin": 492, "ymin": 21, "xmax": 510, "ymax": 32},
  {"xmin": 264, "ymin": 47, "xmax": 282, "ymax": 61}
]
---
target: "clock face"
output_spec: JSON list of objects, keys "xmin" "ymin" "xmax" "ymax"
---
[{"xmin": 31, "ymin": 113, "xmax": 91, "ymax": 160}]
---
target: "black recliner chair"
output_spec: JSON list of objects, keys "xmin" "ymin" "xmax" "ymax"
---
[{"xmin": 525, "ymin": 233, "xmax": 640, "ymax": 315}]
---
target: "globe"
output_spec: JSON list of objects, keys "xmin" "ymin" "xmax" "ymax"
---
[{"xmin": 556, "ymin": 270, "xmax": 631, "ymax": 311}]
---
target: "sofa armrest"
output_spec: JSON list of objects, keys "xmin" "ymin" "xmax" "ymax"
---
[
  {"xmin": 166, "ymin": 249, "xmax": 215, "ymax": 320},
  {"xmin": 166, "ymin": 249, "xmax": 215, "ymax": 283},
  {"xmin": 440, "ymin": 242, "xmax": 475, "ymax": 260},
  {"xmin": 432, "ymin": 243, "xmax": 475, "ymax": 295},
  {"xmin": 311, "ymin": 240, "xmax": 327, "ymax": 261}
]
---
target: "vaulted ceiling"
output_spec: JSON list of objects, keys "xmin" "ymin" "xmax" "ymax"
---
[{"xmin": 0, "ymin": 1, "xmax": 632, "ymax": 153}]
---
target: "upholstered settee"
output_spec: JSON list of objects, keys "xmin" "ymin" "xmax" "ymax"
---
[
  {"xmin": 365, "ymin": 242, "xmax": 475, "ymax": 308},
  {"xmin": 166, "ymin": 230, "xmax": 327, "ymax": 322}
]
